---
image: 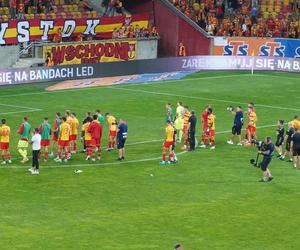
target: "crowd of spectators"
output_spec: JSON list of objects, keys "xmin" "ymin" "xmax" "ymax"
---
[
  {"xmin": 112, "ymin": 24, "xmax": 159, "ymax": 39},
  {"xmin": 170, "ymin": 0, "xmax": 300, "ymax": 39},
  {"xmin": 0, "ymin": 0, "xmax": 129, "ymax": 21}
]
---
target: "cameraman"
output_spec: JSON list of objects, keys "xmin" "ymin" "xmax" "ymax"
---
[{"xmin": 258, "ymin": 136, "xmax": 274, "ymax": 182}]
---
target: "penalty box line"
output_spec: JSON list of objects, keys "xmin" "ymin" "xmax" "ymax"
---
[
  {"xmin": 0, "ymin": 103, "xmax": 43, "ymax": 116},
  {"xmin": 1, "ymin": 123, "xmax": 277, "ymax": 170}
]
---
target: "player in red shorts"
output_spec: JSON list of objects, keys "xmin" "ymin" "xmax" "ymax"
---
[
  {"xmin": 88, "ymin": 114, "xmax": 103, "ymax": 161},
  {"xmin": 160, "ymin": 120, "xmax": 175, "ymax": 165},
  {"xmin": 105, "ymin": 112, "xmax": 117, "ymax": 151},
  {"xmin": 199, "ymin": 104, "xmax": 210, "ymax": 148},
  {"xmin": 50, "ymin": 112, "xmax": 61, "ymax": 158},
  {"xmin": 207, "ymin": 108, "xmax": 216, "ymax": 150},
  {"xmin": 244, "ymin": 105, "xmax": 257, "ymax": 145},
  {"xmin": 38, "ymin": 117, "xmax": 52, "ymax": 162},
  {"xmin": 0, "ymin": 119, "xmax": 11, "ymax": 164},
  {"xmin": 54, "ymin": 117, "xmax": 71, "ymax": 163}
]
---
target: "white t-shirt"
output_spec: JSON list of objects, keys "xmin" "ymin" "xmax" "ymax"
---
[{"xmin": 31, "ymin": 133, "xmax": 41, "ymax": 151}]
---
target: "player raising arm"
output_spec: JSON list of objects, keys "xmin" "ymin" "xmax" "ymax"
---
[
  {"xmin": 0, "ymin": 119, "xmax": 11, "ymax": 164},
  {"xmin": 227, "ymin": 106, "xmax": 243, "ymax": 146}
]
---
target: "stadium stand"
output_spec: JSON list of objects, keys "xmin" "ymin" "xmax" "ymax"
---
[
  {"xmin": 0, "ymin": 0, "xmax": 132, "ymax": 21},
  {"xmin": 169, "ymin": 0, "xmax": 300, "ymax": 38}
]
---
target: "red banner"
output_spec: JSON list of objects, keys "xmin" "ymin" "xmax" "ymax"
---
[{"xmin": 0, "ymin": 13, "xmax": 149, "ymax": 45}]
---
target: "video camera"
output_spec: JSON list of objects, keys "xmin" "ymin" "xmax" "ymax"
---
[
  {"xmin": 249, "ymin": 140, "xmax": 266, "ymax": 167},
  {"xmin": 251, "ymin": 139, "xmax": 266, "ymax": 151}
]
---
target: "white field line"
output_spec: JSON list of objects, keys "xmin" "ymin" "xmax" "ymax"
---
[
  {"xmin": 0, "ymin": 109, "xmax": 42, "ymax": 115},
  {"xmin": 107, "ymin": 87, "xmax": 300, "ymax": 112},
  {"xmin": 0, "ymin": 74, "xmax": 251, "ymax": 98},
  {"xmin": 0, "ymin": 103, "xmax": 42, "ymax": 110},
  {"xmin": 1, "ymin": 123, "xmax": 277, "ymax": 170}
]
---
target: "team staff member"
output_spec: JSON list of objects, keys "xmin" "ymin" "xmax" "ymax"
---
[
  {"xmin": 81, "ymin": 117, "xmax": 93, "ymax": 160},
  {"xmin": 38, "ymin": 117, "xmax": 51, "ymax": 162},
  {"xmin": 0, "ymin": 119, "xmax": 11, "ymax": 164},
  {"xmin": 174, "ymin": 101, "xmax": 184, "ymax": 142},
  {"xmin": 258, "ymin": 136, "xmax": 274, "ymax": 182},
  {"xmin": 160, "ymin": 120, "xmax": 175, "ymax": 165},
  {"xmin": 105, "ymin": 113, "xmax": 117, "ymax": 151},
  {"xmin": 291, "ymin": 129, "xmax": 300, "ymax": 169},
  {"xmin": 29, "ymin": 128, "xmax": 41, "ymax": 175},
  {"xmin": 55, "ymin": 117, "xmax": 71, "ymax": 163},
  {"xmin": 275, "ymin": 120, "xmax": 285, "ymax": 157},
  {"xmin": 279, "ymin": 122, "xmax": 295, "ymax": 162},
  {"xmin": 227, "ymin": 106, "xmax": 243, "ymax": 146},
  {"xmin": 50, "ymin": 112, "xmax": 61, "ymax": 158},
  {"xmin": 70, "ymin": 112, "xmax": 79, "ymax": 154},
  {"xmin": 88, "ymin": 115, "xmax": 102, "ymax": 161},
  {"xmin": 188, "ymin": 111, "xmax": 197, "ymax": 151},
  {"xmin": 117, "ymin": 118, "xmax": 128, "ymax": 161},
  {"xmin": 17, "ymin": 117, "xmax": 31, "ymax": 163}
]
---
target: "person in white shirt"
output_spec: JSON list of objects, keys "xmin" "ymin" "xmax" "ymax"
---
[{"xmin": 29, "ymin": 128, "xmax": 41, "ymax": 175}]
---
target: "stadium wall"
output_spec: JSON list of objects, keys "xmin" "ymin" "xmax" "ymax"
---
[
  {"xmin": 1, "ymin": 56, "xmax": 300, "ymax": 86},
  {"xmin": 0, "ymin": 45, "xmax": 20, "ymax": 68},
  {"xmin": 125, "ymin": 0, "xmax": 211, "ymax": 57}
]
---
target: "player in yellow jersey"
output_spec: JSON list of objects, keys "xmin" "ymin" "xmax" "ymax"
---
[
  {"xmin": 105, "ymin": 112, "xmax": 117, "ymax": 151},
  {"xmin": 160, "ymin": 120, "xmax": 175, "ymax": 165},
  {"xmin": 181, "ymin": 106, "xmax": 191, "ymax": 150},
  {"xmin": 291, "ymin": 115, "xmax": 300, "ymax": 131},
  {"xmin": 81, "ymin": 117, "xmax": 93, "ymax": 160},
  {"xmin": 244, "ymin": 106, "xmax": 257, "ymax": 144},
  {"xmin": 70, "ymin": 112, "xmax": 79, "ymax": 154},
  {"xmin": 207, "ymin": 108, "xmax": 216, "ymax": 149},
  {"xmin": 0, "ymin": 119, "xmax": 11, "ymax": 164},
  {"xmin": 55, "ymin": 117, "xmax": 71, "ymax": 163}
]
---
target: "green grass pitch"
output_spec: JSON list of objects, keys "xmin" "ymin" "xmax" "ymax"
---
[{"xmin": 0, "ymin": 71, "xmax": 299, "ymax": 249}]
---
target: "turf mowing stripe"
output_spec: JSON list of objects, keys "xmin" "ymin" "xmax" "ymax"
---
[
  {"xmin": 107, "ymin": 87, "xmax": 300, "ymax": 112},
  {"xmin": 0, "ymin": 103, "xmax": 42, "ymax": 110},
  {"xmin": 0, "ymin": 74, "xmax": 248, "ymax": 98}
]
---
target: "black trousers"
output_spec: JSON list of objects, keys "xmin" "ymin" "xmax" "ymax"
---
[
  {"xmin": 189, "ymin": 130, "xmax": 196, "ymax": 150},
  {"xmin": 32, "ymin": 150, "xmax": 40, "ymax": 169}
]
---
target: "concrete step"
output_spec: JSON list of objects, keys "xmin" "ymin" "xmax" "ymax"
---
[{"xmin": 12, "ymin": 58, "xmax": 44, "ymax": 68}]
